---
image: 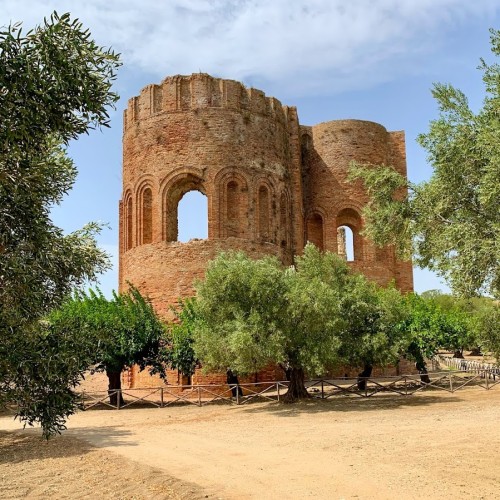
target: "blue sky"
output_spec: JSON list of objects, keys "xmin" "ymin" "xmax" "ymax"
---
[{"xmin": 4, "ymin": 1, "xmax": 500, "ymax": 296}]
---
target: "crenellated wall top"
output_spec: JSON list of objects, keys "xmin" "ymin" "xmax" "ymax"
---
[{"xmin": 123, "ymin": 73, "xmax": 297, "ymax": 130}]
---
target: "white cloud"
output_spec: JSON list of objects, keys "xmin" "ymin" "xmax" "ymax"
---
[{"xmin": 2, "ymin": 0, "xmax": 498, "ymax": 96}]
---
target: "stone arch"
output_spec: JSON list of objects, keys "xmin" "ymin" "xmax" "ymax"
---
[
  {"xmin": 306, "ymin": 208, "xmax": 326, "ymax": 251},
  {"xmin": 161, "ymin": 168, "xmax": 207, "ymax": 242},
  {"xmin": 136, "ymin": 180, "xmax": 154, "ymax": 245},
  {"xmin": 336, "ymin": 207, "xmax": 363, "ymax": 261},
  {"xmin": 254, "ymin": 178, "xmax": 276, "ymax": 242},
  {"xmin": 123, "ymin": 189, "xmax": 134, "ymax": 251},
  {"xmin": 215, "ymin": 169, "xmax": 250, "ymax": 239}
]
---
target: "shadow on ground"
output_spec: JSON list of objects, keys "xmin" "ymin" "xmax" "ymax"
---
[
  {"xmin": 66, "ymin": 424, "xmax": 139, "ymax": 448},
  {"xmin": 0, "ymin": 431, "xmax": 93, "ymax": 464},
  {"xmin": 0, "ymin": 424, "xmax": 137, "ymax": 465},
  {"xmin": 238, "ymin": 392, "xmax": 464, "ymax": 417}
]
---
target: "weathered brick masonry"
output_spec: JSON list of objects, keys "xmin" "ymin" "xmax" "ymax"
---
[{"xmin": 119, "ymin": 73, "xmax": 413, "ymax": 387}]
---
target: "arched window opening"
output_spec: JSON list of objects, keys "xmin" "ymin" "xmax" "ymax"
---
[
  {"xmin": 126, "ymin": 197, "xmax": 133, "ymax": 250},
  {"xmin": 164, "ymin": 173, "xmax": 205, "ymax": 242},
  {"xmin": 337, "ymin": 225, "xmax": 354, "ymax": 261},
  {"xmin": 177, "ymin": 190, "xmax": 208, "ymax": 242},
  {"xmin": 226, "ymin": 180, "xmax": 241, "ymax": 237},
  {"xmin": 337, "ymin": 208, "xmax": 362, "ymax": 261},
  {"xmin": 306, "ymin": 213, "xmax": 324, "ymax": 251},
  {"xmin": 258, "ymin": 185, "xmax": 270, "ymax": 241},
  {"xmin": 141, "ymin": 187, "xmax": 153, "ymax": 244}
]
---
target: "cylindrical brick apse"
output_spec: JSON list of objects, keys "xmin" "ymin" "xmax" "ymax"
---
[
  {"xmin": 120, "ymin": 74, "xmax": 303, "ymax": 317},
  {"xmin": 119, "ymin": 73, "xmax": 413, "ymax": 386}
]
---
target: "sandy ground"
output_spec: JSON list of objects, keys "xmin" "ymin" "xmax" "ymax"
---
[{"xmin": 1, "ymin": 387, "xmax": 500, "ymax": 499}]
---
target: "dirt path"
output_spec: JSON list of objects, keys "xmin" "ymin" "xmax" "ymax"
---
[{"xmin": 2, "ymin": 388, "xmax": 500, "ymax": 499}]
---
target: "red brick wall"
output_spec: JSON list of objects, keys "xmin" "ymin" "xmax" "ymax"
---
[
  {"xmin": 119, "ymin": 74, "xmax": 414, "ymax": 387},
  {"xmin": 301, "ymin": 119, "xmax": 413, "ymax": 291}
]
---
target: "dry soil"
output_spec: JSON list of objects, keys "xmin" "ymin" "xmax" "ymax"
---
[{"xmin": 1, "ymin": 386, "xmax": 500, "ymax": 499}]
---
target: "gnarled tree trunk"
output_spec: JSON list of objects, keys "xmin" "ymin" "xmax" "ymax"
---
[
  {"xmin": 357, "ymin": 364, "xmax": 373, "ymax": 391},
  {"xmin": 226, "ymin": 369, "xmax": 243, "ymax": 399},
  {"xmin": 106, "ymin": 369, "xmax": 125, "ymax": 407},
  {"xmin": 415, "ymin": 360, "xmax": 431, "ymax": 384},
  {"xmin": 284, "ymin": 367, "xmax": 310, "ymax": 402}
]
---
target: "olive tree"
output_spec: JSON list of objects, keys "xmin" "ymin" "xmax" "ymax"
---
[
  {"xmin": 192, "ymin": 244, "xmax": 408, "ymax": 401},
  {"xmin": 0, "ymin": 12, "xmax": 120, "ymax": 436},
  {"xmin": 349, "ymin": 29, "xmax": 500, "ymax": 298}
]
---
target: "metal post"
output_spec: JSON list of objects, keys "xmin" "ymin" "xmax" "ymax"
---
[
  {"xmin": 449, "ymin": 375, "xmax": 454, "ymax": 393},
  {"xmin": 236, "ymin": 386, "xmax": 240, "ymax": 405},
  {"xmin": 198, "ymin": 386, "xmax": 202, "ymax": 407},
  {"xmin": 160, "ymin": 387, "xmax": 164, "ymax": 407},
  {"xmin": 321, "ymin": 380, "xmax": 324, "ymax": 399},
  {"xmin": 117, "ymin": 390, "xmax": 121, "ymax": 409},
  {"xmin": 277, "ymin": 383, "xmax": 280, "ymax": 402}
]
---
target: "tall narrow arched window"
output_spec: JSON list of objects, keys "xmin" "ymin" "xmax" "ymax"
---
[
  {"xmin": 258, "ymin": 185, "xmax": 270, "ymax": 241},
  {"xmin": 226, "ymin": 180, "xmax": 240, "ymax": 237},
  {"xmin": 142, "ymin": 187, "xmax": 153, "ymax": 244},
  {"xmin": 337, "ymin": 226, "xmax": 354, "ymax": 261},
  {"xmin": 126, "ymin": 197, "xmax": 133, "ymax": 250},
  {"xmin": 280, "ymin": 192, "xmax": 289, "ymax": 248},
  {"xmin": 217, "ymin": 172, "xmax": 249, "ymax": 239},
  {"xmin": 306, "ymin": 212, "xmax": 324, "ymax": 251}
]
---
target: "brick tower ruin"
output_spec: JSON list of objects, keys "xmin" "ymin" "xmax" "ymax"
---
[{"xmin": 119, "ymin": 73, "xmax": 413, "ymax": 385}]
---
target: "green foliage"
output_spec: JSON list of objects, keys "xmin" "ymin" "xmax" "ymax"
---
[
  {"xmin": 2, "ymin": 320, "xmax": 95, "ymax": 438},
  {"xmin": 166, "ymin": 298, "xmax": 199, "ymax": 377},
  {"xmin": 280, "ymin": 247, "xmax": 346, "ymax": 375},
  {"xmin": 0, "ymin": 12, "xmax": 120, "ymax": 437},
  {"xmin": 474, "ymin": 304, "xmax": 500, "ymax": 360},
  {"xmin": 347, "ymin": 163, "xmax": 413, "ymax": 260},
  {"xmin": 401, "ymin": 292, "xmax": 480, "ymax": 363},
  {"xmin": 349, "ymin": 29, "xmax": 500, "ymax": 298},
  {"xmin": 192, "ymin": 244, "xmax": 409, "ymax": 382},
  {"xmin": 338, "ymin": 280, "xmax": 409, "ymax": 369},
  {"xmin": 193, "ymin": 251, "xmax": 288, "ymax": 375},
  {"xmin": 50, "ymin": 287, "xmax": 168, "ymax": 378}
]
